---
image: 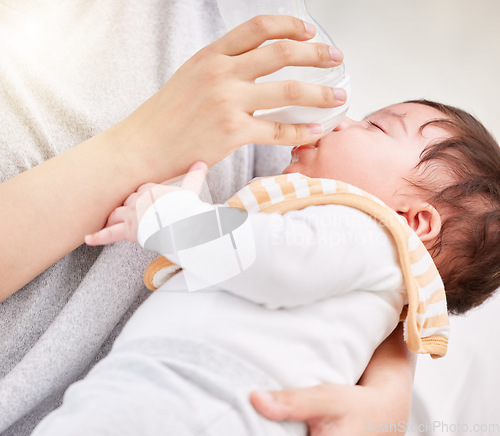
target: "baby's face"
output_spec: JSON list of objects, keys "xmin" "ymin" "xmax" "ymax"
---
[{"xmin": 283, "ymin": 102, "xmax": 450, "ymax": 210}]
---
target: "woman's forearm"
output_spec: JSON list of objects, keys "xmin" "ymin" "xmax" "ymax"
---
[
  {"xmin": 0, "ymin": 129, "xmax": 152, "ymax": 301},
  {"xmin": 358, "ymin": 322, "xmax": 416, "ymax": 424},
  {"xmin": 360, "ymin": 322, "xmax": 416, "ymax": 385}
]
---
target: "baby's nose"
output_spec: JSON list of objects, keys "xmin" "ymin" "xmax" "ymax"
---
[{"xmin": 333, "ymin": 117, "xmax": 356, "ymax": 131}]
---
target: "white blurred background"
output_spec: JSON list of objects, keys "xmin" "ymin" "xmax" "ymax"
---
[
  {"xmin": 305, "ymin": 1, "xmax": 500, "ymax": 435},
  {"xmin": 307, "ymin": 0, "xmax": 500, "ymax": 141}
]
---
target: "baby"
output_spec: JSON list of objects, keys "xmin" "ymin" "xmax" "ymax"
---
[{"xmin": 32, "ymin": 100, "xmax": 500, "ymax": 436}]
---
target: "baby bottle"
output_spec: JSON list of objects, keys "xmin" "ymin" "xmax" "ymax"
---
[{"xmin": 217, "ymin": 0, "xmax": 351, "ymax": 137}]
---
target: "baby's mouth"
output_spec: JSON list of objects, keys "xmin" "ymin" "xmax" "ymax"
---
[
  {"xmin": 304, "ymin": 139, "xmax": 320, "ymax": 148},
  {"xmin": 292, "ymin": 139, "xmax": 319, "ymax": 152},
  {"xmin": 290, "ymin": 141, "xmax": 318, "ymax": 163}
]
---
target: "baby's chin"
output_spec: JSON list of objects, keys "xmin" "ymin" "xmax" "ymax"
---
[
  {"xmin": 282, "ymin": 156, "xmax": 299, "ymax": 175},
  {"xmin": 281, "ymin": 165, "xmax": 307, "ymax": 176}
]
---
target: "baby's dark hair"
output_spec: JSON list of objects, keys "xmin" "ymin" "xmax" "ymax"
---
[{"xmin": 406, "ymin": 99, "xmax": 500, "ymax": 315}]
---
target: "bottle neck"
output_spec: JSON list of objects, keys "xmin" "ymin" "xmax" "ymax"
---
[{"xmin": 296, "ymin": 0, "xmax": 309, "ymax": 18}]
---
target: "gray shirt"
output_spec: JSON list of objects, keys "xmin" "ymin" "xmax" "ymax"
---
[{"xmin": 0, "ymin": 1, "xmax": 290, "ymax": 433}]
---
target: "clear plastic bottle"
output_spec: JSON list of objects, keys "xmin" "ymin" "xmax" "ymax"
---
[{"xmin": 217, "ymin": 0, "xmax": 351, "ymax": 136}]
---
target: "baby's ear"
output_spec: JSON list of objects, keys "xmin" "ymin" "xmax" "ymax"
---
[{"xmin": 398, "ymin": 203, "xmax": 442, "ymax": 243}]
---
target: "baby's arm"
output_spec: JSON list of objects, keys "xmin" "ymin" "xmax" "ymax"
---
[
  {"xmin": 86, "ymin": 162, "xmax": 402, "ymax": 309},
  {"xmin": 129, "ymin": 181, "xmax": 402, "ymax": 308},
  {"xmin": 137, "ymin": 190, "xmax": 402, "ymax": 309}
]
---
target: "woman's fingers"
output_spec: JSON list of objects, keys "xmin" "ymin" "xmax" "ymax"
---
[
  {"xmin": 212, "ymin": 15, "xmax": 316, "ymax": 56},
  {"xmin": 118, "ymin": 13, "xmax": 347, "ymax": 169},
  {"xmin": 84, "ymin": 223, "xmax": 127, "ymax": 246},
  {"xmin": 237, "ymin": 41, "xmax": 343, "ymax": 80},
  {"xmin": 250, "ymin": 385, "xmax": 356, "ymax": 422},
  {"xmin": 247, "ymin": 81, "xmax": 347, "ymax": 111},
  {"xmin": 249, "ymin": 118, "xmax": 324, "ymax": 146}
]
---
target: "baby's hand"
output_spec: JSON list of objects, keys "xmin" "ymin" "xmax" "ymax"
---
[{"xmin": 84, "ymin": 161, "xmax": 208, "ymax": 246}]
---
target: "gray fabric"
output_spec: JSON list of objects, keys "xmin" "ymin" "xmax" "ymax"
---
[
  {"xmin": 31, "ymin": 338, "xmax": 306, "ymax": 436},
  {"xmin": 0, "ymin": 1, "xmax": 291, "ymax": 434}
]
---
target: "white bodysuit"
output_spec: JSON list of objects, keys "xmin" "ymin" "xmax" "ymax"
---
[{"xmin": 116, "ymin": 185, "xmax": 406, "ymax": 387}]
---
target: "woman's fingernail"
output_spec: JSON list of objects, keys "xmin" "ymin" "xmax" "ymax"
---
[
  {"xmin": 334, "ymin": 88, "xmax": 347, "ymax": 101},
  {"xmin": 329, "ymin": 46, "xmax": 343, "ymax": 62},
  {"xmin": 309, "ymin": 124, "xmax": 324, "ymax": 136},
  {"xmin": 303, "ymin": 21, "xmax": 316, "ymax": 35}
]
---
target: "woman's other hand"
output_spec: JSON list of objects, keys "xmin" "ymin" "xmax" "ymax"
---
[
  {"xmin": 251, "ymin": 323, "xmax": 414, "ymax": 435},
  {"xmin": 251, "ymin": 384, "xmax": 408, "ymax": 436}
]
